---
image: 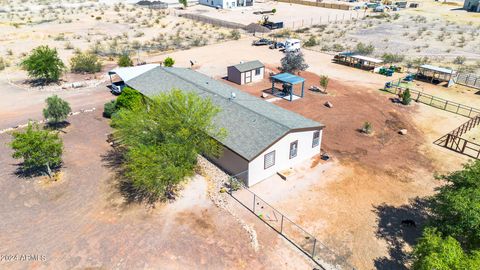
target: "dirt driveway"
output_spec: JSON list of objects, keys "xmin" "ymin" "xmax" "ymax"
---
[{"xmin": 0, "ymin": 111, "xmax": 316, "ymax": 270}]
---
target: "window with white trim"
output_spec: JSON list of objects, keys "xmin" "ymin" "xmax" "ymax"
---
[
  {"xmin": 255, "ymin": 68, "xmax": 261, "ymax": 75},
  {"xmin": 312, "ymin": 131, "xmax": 320, "ymax": 148},
  {"xmin": 290, "ymin": 141, "xmax": 298, "ymax": 159},
  {"xmin": 264, "ymin": 151, "xmax": 275, "ymax": 169}
]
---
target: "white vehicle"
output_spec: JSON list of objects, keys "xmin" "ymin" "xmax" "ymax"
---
[{"xmin": 284, "ymin": 39, "xmax": 301, "ymax": 53}]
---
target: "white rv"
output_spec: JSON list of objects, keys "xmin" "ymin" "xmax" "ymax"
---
[{"xmin": 285, "ymin": 39, "xmax": 301, "ymax": 53}]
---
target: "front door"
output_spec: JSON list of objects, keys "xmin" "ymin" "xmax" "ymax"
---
[{"xmin": 245, "ymin": 71, "xmax": 252, "ymax": 84}]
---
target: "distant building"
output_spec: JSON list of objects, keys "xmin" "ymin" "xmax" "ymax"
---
[
  {"xmin": 199, "ymin": 0, "xmax": 253, "ymax": 9},
  {"xmin": 227, "ymin": 60, "xmax": 264, "ymax": 85},
  {"xmin": 464, "ymin": 0, "xmax": 480, "ymax": 12}
]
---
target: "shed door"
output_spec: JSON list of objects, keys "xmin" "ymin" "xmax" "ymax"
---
[{"xmin": 245, "ymin": 71, "xmax": 252, "ymax": 84}]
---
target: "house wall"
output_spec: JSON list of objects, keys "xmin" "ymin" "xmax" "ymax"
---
[
  {"xmin": 247, "ymin": 129, "xmax": 322, "ymax": 186},
  {"xmin": 199, "ymin": 0, "xmax": 237, "ymax": 8},
  {"xmin": 227, "ymin": 66, "xmax": 242, "ymax": 85},
  {"xmin": 241, "ymin": 67, "xmax": 264, "ymax": 84},
  {"xmin": 211, "ymin": 146, "xmax": 250, "ymax": 183}
]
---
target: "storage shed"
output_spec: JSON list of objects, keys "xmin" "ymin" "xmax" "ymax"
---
[{"xmin": 227, "ymin": 60, "xmax": 265, "ymax": 85}]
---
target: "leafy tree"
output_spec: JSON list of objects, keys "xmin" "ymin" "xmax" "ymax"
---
[
  {"xmin": 70, "ymin": 51, "xmax": 102, "ymax": 73},
  {"xmin": 402, "ymin": 88, "xmax": 412, "ymax": 105},
  {"xmin": 179, "ymin": 0, "xmax": 187, "ymax": 8},
  {"xmin": 21, "ymin": 46, "xmax": 65, "ymax": 83},
  {"xmin": 163, "ymin": 57, "xmax": 175, "ymax": 67},
  {"xmin": 412, "ymin": 228, "xmax": 480, "ymax": 270},
  {"xmin": 319, "ymin": 75, "xmax": 329, "ymax": 91},
  {"xmin": 117, "ymin": 53, "xmax": 133, "ymax": 67},
  {"xmin": 103, "ymin": 100, "xmax": 117, "ymax": 118},
  {"xmin": 43, "ymin": 95, "xmax": 72, "ymax": 125},
  {"xmin": 111, "ymin": 89, "xmax": 225, "ymax": 200},
  {"xmin": 115, "ymin": 87, "xmax": 143, "ymax": 110},
  {"xmin": 280, "ymin": 52, "xmax": 309, "ymax": 74},
  {"xmin": 428, "ymin": 160, "xmax": 480, "ymax": 250},
  {"xmin": 9, "ymin": 122, "xmax": 63, "ymax": 177},
  {"xmin": 355, "ymin": 42, "xmax": 375, "ymax": 55}
]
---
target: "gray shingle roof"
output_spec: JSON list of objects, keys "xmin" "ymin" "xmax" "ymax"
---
[
  {"xmin": 125, "ymin": 67, "xmax": 324, "ymax": 161},
  {"xmin": 231, "ymin": 60, "xmax": 264, "ymax": 73}
]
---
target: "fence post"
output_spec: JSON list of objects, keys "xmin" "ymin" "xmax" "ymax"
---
[
  {"xmin": 444, "ymin": 101, "xmax": 448, "ymax": 110},
  {"xmin": 253, "ymin": 194, "xmax": 256, "ymax": 212},
  {"xmin": 312, "ymin": 238, "xmax": 317, "ymax": 258},
  {"xmin": 469, "ymin": 107, "xmax": 473, "ymax": 118}
]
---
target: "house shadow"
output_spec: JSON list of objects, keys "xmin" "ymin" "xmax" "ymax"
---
[
  {"xmin": 101, "ymin": 147, "xmax": 158, "ymax": 205},
  {"xmin": 373, "ymin": 197, "xmax": 430, "ymax": 270}
]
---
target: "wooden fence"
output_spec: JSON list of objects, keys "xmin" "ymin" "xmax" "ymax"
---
[
  {"xmin": 455, "ymin": 73, "xmax": 480, "ymax": 89},
  {"xmin": 434, "ymin": 115, "xmax": 480, "ymax": 160},
  {"xmin": 277, "ymin": 0, "xmax": 352, "ymax": 10}
]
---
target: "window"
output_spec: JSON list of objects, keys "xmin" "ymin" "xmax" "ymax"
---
[
  {"xmin": 255, "ymin": 68, "xmax": 261, "ymax": 76},
  {"xmin": 312, "ymin": 131, "xmax": 320, "ymax": 148},
  {"xmin": 264, "ymin": 151, "xmax": 275, "ymax": 169},
  {"xmin": 289, "ymin": 141, "xmax": 298, "ymax": 159}
]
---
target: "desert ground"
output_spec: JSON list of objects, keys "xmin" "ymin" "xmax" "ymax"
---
[{"xmin": 1, "ymin": 0, "xmax": 480, "ymax": 269}]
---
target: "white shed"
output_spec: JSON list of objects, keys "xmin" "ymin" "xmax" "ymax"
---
[{"xmin": 227, "ymin": 60, "xmax": 265, "ymax": 85}]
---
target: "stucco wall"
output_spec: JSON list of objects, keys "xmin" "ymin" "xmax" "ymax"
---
[{"xmin": 247, "ymin": 129, "xmax": 322, "ymax": 186}]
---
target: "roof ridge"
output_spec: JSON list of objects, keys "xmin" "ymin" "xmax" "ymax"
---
[{"xmin": 160, "ymin": 67, "xmax": 294, "ymax": 131}]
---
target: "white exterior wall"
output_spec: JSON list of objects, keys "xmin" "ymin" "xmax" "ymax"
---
[
  {"xmin": 247, "ymin": 129, "xmax": 322, "ymax": 186},
  {"xmin": 241, "ymin": 67, "xmax": 264, "ymax": 84},
  {"xmin": 199, "ymin": 0, "xmax": 237, "ymax": 8}
]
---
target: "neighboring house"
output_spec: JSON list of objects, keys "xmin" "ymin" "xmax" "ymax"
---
[
  {"xmin": 198, "ymin": 0, "xmax": 253, "ymax": 9},
  {"xmin": 464, "ymin": 0, "xmax": 480, "ymax": 12},
  {"xmin": 109, "ymin": 65, "xmax": 324, "ymax": 187},
  {"xmin": 227, "ymin": 60, "xmax": 265, "ymax": 85}
]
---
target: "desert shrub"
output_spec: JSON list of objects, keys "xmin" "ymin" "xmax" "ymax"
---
[
  {"xmin": 230, "ymin": 29, "xmax": 240, "ymax": 40},
  {"xmin": 272, "ymin": 8, "xmax": 276, "ymax": 14},
  {"xmin": 355, "ymin": 42, "xmax": 374, "ymax": 55},
  {"xmin": 0, "ymin": 57, "xmax": 6, "ymax": 71},
  {"xmin": 332, "ymin": 43, "xmax": 345, "ymax": 52},
  {"xmin": 401, "ymin": 88, "xmax": 412, "ymax": 105},
  {"xmin": 115, "ymin": 87, "xmax": 143, "ymax": 110},
  {"xmin": 382, "ymin": 53, "xmax": 405, "ymax": 63},
  {"xmin": 304, "ymin": 36, "xmax": 318, "ymax": 47},
  {"xmin": 70, "ymin": 52, "xmax": 102, "ymax": 73},
  {"xmin": 21, "ymin": 46, "xmax": 65, "ymax": 83},
  {"xmin": 362, "ymin": 121, "xmax": 373, "ymax": 134},
  {"xmin": 320, "ymin": 75, "xmax": 329, "ymax": 90},
  {"xmin": 117, "ymin": 53, "xmax": 133, "ymax": 67},
  {"xmin": 43, "ymin": 95, "xmax": 72, "ymax": 125},
  {"xmin": 103, "ymin": 100, "xmax": 117, "ymax": 118},
  {"xmin": 453, "ymin": 56, "xmax": 466, "ymax": 65},
  {"xmin": 163, "ymin": 57, "xmax": 175, "ymax": 67}
]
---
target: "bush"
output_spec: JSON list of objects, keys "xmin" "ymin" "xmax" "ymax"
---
[
  {"xmin": 230, "ymin": 29, "xmax": 240, "ymax": 40},
  {"xmin": 21, "ymin": 46, "xmax": 65, "ymax": 83},
  {"xmin": 355, "ymin": 42, "xmax": 375, "ymax": 55},
  {"xmin": 118, "ymin": 54, "xmax": 133, "ymax": 67},
  {"xmin": 272, "ymin": 8, "xmax": 276, "ymax": 14},
  {"xmin": 382, "ymin": 53, "xmax": 405, "ymax": 63},
  {"xmin": 103, "ymin": 100, "xmax": 117, "ymax": 118},
  {"xmin": 401, "ymin": 88, "xmax": 412, "ymax": 105},
  {"xmin": 453, "ymin": 56, "xmax": 466, "ymax": 65},
  {"xmin": 163, "ymin": 57, "xmax": 175, "ymax": 67},
  {"xmin": 280, "ymin": 52, "xmax": 309, "ymax": 74},
  {"xmin": 70, "ymin": 52, "xmax": 102, "ymax": 73},
  {"xmin": 43, "ymin": 95, "xmax": 72, "ymax": 125},
  {"xmin": 115, "ymin": 87, "xmax": 143, "ymax": 110},
  {"xmin": 0, "ymin": 56, "xmax": 6, "ymax": 71},
  {"xmin": 362, "ymin": 121, "xmax": 373, "ymax": 134},
  {"xmin": 320, "ymin": 75, "xmax": 329, "ymax": 90},
  {"xmin": 304, "ymin": 36, "xmax": 318, "ymax": 47}
]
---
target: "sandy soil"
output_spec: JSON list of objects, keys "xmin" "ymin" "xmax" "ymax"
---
[{"xmin": 0, "ymin": 110, "xmax": 316, "ymax": 270}]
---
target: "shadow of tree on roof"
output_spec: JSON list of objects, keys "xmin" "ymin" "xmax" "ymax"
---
[{"xmin": 373, "ymin": 197, "xmax": 430, "ymax": 270}]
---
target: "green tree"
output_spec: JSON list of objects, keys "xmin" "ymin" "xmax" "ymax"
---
[
  {"xmin": 179, "ymin": 0, "xmax": 187, "ymax": 8},
  {"xmin": 382, "ymin": 53, "xmax": 405, "ymax": 63},
  {"xmin": 280, "ymin": 52, "xmax": 309, "ymax": 74},
  {"xmin": 111, "ymin": 89, "xmax": 225, "ymax": 200},
  {"xmin": 412, "ymin": 228, "xmax": 480, "ymax": 270},
  {"xmin": 9, "ymin": 122, "xmax": 63, "ymax": 177},
  {"xmin": 428, "ymin": 160, "xmax": 480, "ymax": 250},
  {"xmin": 402, "ymin": 88, "xmax": 412, "ymax": 105},
  {"xmin": 163, "ymin": 57, "xmax": 175, "ymax": 67},
  {"xmin": 21, "ymin": 46, "xmax": 65, "ymax": 83},
  {"xmin": 43, "ymin": 95, "xmax": 72, "ymax": 125},
  {"xmin": 115, "ymin": 87, "xmax": 143, "ymax": 110},
  {"xmin": 118, "ymin": 53, "xmax": 133, "ymax": 67},
  {"xmin": 103, "ymin": 100, "xmax": 117, "ymax": 118},
  {"xmin": 319, "ymin": 75, "xmax": 329, "ymax": 91},
  {"xmin": 70, "ymin": 51, "xmax": 102, "ymax": 73}
]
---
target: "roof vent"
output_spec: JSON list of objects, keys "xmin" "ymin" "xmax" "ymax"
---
[{"xmin": 229, "ymin": 92, "xmax": 236, "ymax": 101}]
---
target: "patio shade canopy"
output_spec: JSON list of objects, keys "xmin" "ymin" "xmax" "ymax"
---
[{"xmin": 271, "ymin": 73, "xmax": 305, "ymax": 85}]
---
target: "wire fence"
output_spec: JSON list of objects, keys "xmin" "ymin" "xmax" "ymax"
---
[
  {"xmin": 455, "ymin": 73, "xmax": 480, "ymax": 89},
  {"xmin": 286, "ymin": 12, "xmax": 366, "ymax": 30},
  {"xmin": 384, "ymin": 77, "xmax": 480, "ymax": 118},
  {"xmin": 228, "ymin": 177, "xmax": 356, "ymax": 270}
]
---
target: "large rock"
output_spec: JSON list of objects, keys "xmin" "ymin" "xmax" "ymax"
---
[
  {"xmin": 399, "ymin": 129, "xmax": 408, "ymax": 135},
  {"xmin": 324, "ymin": 101, "xmax": 333, "ymax": 108}
]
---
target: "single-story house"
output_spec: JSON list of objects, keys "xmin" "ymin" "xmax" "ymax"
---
[
  {"xmin": 464, "ymin": 0, "xmax": 480, "ymax": 12},
  {"xmin": 227, "ymin": 60, "xmax": 265, "ymax": 85},
  {"xmin": 109, "ymin": 65, "xmax": 324, "ymax": 186},
  {"xmin": 199, "ymin": 0, "xmax": 253, "ymax": 9}
]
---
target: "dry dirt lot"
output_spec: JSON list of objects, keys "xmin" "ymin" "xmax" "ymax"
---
[{"xmin": 0, "ymin": 110, "xmax": 316, "ymax": 270}]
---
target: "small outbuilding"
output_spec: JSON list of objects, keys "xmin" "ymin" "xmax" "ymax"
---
[
  {"xmin": 227, "ymin": 60, "xmax": 265, "ymax": 85},
  {"xmin": 416, "ymin": 64, "xmax": 456, "ymax": 87}
]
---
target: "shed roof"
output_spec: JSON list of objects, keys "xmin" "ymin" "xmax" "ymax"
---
[
  {"xmin": 419, "ymin": 64, "xmax": 454, "ymax": 74},
  {"xmin": 271, "ymin": 73, "xmax": 305, "ymax": 85},
  {"xmin": 123, "ymin": 66, "xmax": 324, "ymax": 161},
  {"xmin": 231, "ymin": 60, "xmax": 264, "ymax": 73}
]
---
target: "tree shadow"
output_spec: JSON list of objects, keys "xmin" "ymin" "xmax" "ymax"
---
[
  {"xmin": 373, "ymin": 197, "xmax": 430, "ymax": 270},
  {"xmin": 44, "ymin": 121, "xmax": 70, "ymax": 131},
  {"xmin": 25, "ymin": 78, "xmax": 61, "ymax": 87},
  {"xmin": 101, "ymin": 146, "xmax": 158, "ymax": 205},
  {"xmin": 13, "ymin": 162, "xmax": 62, "ymax": 179}
]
